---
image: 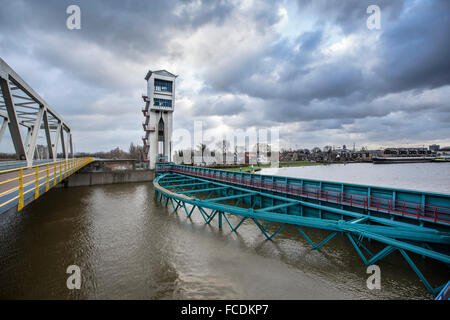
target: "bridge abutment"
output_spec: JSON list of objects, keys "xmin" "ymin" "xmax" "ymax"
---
[{"xmin": 64, "ymin": 169, "xmax": 155, "ymax": 187}]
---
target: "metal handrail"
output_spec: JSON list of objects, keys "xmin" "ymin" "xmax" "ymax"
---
[
  {"xmin": 0, "ymin": 157, "xmax": 94, "ymax": 211},
  {"xmin": 164, "ymin": 166, "xmax": 450, "ymax": 225}
]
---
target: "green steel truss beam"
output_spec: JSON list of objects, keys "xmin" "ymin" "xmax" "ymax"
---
[
  {"xmin": 256, "ymin": 202, "xmax": 299, "ymax": 213},
  {"xmin": 178, "ymin": 186, "xmax": 228, "ymax": 195},
  {"xmin": 160, "ymin": 178, "xmax": 195, "ymax": 184},
  {"xmin": 296, "ymin": 226, "xmax": 339, "ymax": 250},
  {"xmin": 166, "ymin": 181, "xmax": 209, "ymax": 189},
  {"xmin": 207, "ymin": 192, "xmax": 256, "ymax": 203}
]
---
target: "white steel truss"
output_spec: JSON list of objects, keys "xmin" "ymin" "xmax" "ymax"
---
[{"xmin": 0, "ymin": 58, "xmax": 73, "ymax": 165}]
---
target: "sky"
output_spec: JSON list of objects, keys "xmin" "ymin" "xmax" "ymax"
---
[{"xmin": 0, "ymin": 0, "xmax": 449, "ymax": 153}]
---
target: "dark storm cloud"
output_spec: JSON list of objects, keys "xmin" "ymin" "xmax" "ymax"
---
[
  {"xmin": 0, "ymin": 0, "xmax": 237, "ymax": 91},
  {"xmin": 0, "ymin": 0, "xmax": 448, "ymax": 152},
  {"xmin": 0, "ymin": 0, "xmax": 239, "ymax": 151},
  {"xmin": 198, "ymin": 0, "xmax": 450, "ymax": 134},
  {"xmin": 376, "ymin": 0, "xmax": 450, "ymax": 93},
  {"xmin": 294, "ymin": 0, "xmax": 405, "ymax": 34},
  {"xmin": 0, "ymin": 0, "xmax": 235, "ymax": 58}
]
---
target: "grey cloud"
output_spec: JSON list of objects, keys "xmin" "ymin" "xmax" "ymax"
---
[
  {"xmin": 0, "ymin": 0, "xmax": 448, "ymax": 152},
  {"xmin": 192, "ymin": 95, "xmax": 245, "ymax": 116},
  {"xmin": 376, "ymin": 0, "xmax": 450, "ymax": 94},
  {"xmin": 295, "ymin": 0, "xmax": 405, "ymax": 34},
  {"xmin": 199, "ymin": 0, "xmax": 449, "ymax": 132}
]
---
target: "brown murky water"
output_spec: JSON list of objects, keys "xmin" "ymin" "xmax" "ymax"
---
[{"xmin": 0, "ymin": 181, "xmax": 448, "ymax": 299}]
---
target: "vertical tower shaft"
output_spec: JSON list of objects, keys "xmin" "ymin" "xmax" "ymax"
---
[{"xmin": 142, "ymin": 70, "xmax": 177, "ymax": 169}]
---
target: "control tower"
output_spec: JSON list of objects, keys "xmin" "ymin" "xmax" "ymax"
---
[{"xmin": 142, "ymin": 70, "xmax": 177, "ymax": 169}]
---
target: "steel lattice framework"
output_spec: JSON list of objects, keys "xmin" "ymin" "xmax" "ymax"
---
[
  {"xmin": 0, "ymin": 58, "xmax": 73, "ymax": 165},
  {"xmin": 154, "ymin": 165, "xmax": 450, "ymax": 296},
  {"xmin": 141, "ymin": 94, "xmax": 152, "ymax": 162}
]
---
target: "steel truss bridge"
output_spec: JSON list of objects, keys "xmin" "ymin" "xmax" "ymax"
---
[
  {"xmin": 0, "ymin": 58, "xmax": 73, "ymax": 164},
  {"xmin": 0, "ymin": 58, "xmax": 93, "ymax": 213},
  {"xmin": 154, "ymin": 163, "xmax": 450, "ymax": 295}
]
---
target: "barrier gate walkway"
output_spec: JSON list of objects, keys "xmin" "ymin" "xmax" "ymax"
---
[{"xmin": 154, "ymin": 163, "xmax": 450, "ymax": 296}]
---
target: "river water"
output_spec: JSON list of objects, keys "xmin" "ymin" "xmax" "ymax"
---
[
  {"xmin": 0, "ymin": 163, "xmax": 449, "ymax": 299},
  {"xmin": 261, "ymin": 162, "xmax": 450, "ymax": 194}
]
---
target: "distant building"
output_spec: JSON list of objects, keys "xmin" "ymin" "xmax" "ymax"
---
[
  {"xmin": 429, "ymin": 144, "xmax": 440, "ymax": 152},
  {"xmin": 245, "ymin": 152, "xmax": 258, "ymax": 164},
  {"xmin": 383, "ymin": 147, "xmax": 431, "ymax": 156}
]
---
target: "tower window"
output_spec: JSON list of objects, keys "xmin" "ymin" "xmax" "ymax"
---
[
  {"xmin": 154, "ymin": 79, "xmax": 172, "ymax": 93},
  {"xmin": 154, "ymin": 98, "xmax": 172, "ymax": 109}
]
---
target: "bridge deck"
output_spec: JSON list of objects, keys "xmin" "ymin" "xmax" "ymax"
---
[
  {"xmin": 0, "ymin": 159, "xmax": 57, "ymax": 171},
  {"xmin": 0, "ymin": 157, "xmax": 93, "ymax": 213}
]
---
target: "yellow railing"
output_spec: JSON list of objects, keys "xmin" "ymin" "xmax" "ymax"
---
[{"xmin": 0, "ymin": 157, "xmax": 94, "ymax": 212}]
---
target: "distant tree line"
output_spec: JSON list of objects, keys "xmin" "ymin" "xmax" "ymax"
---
[
  {"xmin": 0, "ymin": 143, "xmax": 145, "ymax": 161},
  {"xmin": 173, "ymin": 140, "xmax": 273, "ymax": 165},
  {"xmin": 75, "ymin": 143, "xmax": 144, "ymax": 160},
  {"xmin": 0, "ymin": 153, "xmax": 15, "ymax": 160}
]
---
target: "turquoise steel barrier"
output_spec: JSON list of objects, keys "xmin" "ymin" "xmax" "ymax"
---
[
  {"xmin": 154, "ymin": 163, "xmax": 450, "ymax": 296},
  {"xmin": 161, "ymin": 164, "xmax": 450, "ymax": 227}
]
